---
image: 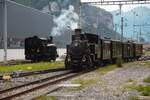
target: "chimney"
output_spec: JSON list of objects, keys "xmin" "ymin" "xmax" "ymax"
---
[
  {"xmin": 75, "ymin": 29, "xmax": 82, "ymax": 36},
  {"xmin": 74, "ymin": 29, "xmax": 82, "ymax": 40}
]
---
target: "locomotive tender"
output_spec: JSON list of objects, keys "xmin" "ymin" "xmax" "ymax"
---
[
  {"xmin": 25, "ymin": 36, "xmax": 58, "ymax": 61},
  {"xmin": 65, "ymin": 29, "xmax": 143, "ymax": 70}
]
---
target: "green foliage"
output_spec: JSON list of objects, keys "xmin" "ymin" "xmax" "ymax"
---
[
  {"xmin": 0, "ymin": 61, "xmax": 64, "ymax": 73},
  {"xmin": 116, "ymin": 56, "xmax": 123, "ymax": 67}
]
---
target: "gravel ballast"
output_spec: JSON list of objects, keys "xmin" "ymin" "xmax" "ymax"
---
[{"xmin": 48, "ymin": 62, "xmax": 150, "ymax": 100}]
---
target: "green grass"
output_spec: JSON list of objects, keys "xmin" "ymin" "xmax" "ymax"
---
[
  {"xmin": 116, "ymin": 57, "xmax": 123, "ymax": 67},
  {"xmin": 128, "ymin": 85, "xmax": 150, "ymax": 96},
  {"xmin": 144, "ymin": 50, "xmax": 150, "ymax": 55},
  {"xmin": 142, "ymin": 61, "xmax": 150, "ymax": 65},
  {"xmin": 33, "ymin": 96, "xmax": 56, "ymax": 100},
  {"xmin": 136, "ymin": 61, "xmax": 150, "ymax": 70},
  {"xmin": 127, "ymin": 79, "xmax": 134, "ymax": 83},
  {"xmin": 128, "ymin": 95, "xmax": 139, "ymax": 100},
  {"xmin": 69, "ymin": 64, "xmax": 118, "ymax": 91},
  {"xmin": 96, "ymin": 64, "xmax": 117, "ymax": 75},
  {"xmin": 144, "ymin": 75, "xmax": 150, "ymax": 83},
  {"xmin": 0, "ymin": 61, "xmax": 64, "ymax": 73},
  {"xmin": 70, "ymin": 78, "xmax": 99, "ymax": 91}
]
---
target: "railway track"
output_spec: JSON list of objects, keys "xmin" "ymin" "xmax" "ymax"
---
[
  {"xmin": 0, "ymin": 70, "xmax": 81, "ymax": 100},
  {"xmin": 0, "ymin": 55, "xmax": 149, "ymax": 80},
  {"xmin": 0, "ymin": 67, "xmax": 66, "ymax": 80}
]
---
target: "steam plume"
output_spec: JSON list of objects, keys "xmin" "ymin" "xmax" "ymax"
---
[{"xmin": 51, "ymin": 5, "xmax": 79, "ymax": 36}]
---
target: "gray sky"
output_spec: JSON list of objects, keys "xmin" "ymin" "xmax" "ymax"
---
[{"xmin": 81, "ymin": 0, "xmax": 150, "ymax": 12}]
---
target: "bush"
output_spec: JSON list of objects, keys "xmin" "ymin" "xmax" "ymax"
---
[{"xmin": 116, "ymin": 56, "xmax": 123, "ymax": 67}]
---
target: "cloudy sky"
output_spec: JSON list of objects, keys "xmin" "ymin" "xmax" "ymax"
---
[{"xmin": 81, "ymin": 0, "xmax": 150, "ymax": 12}]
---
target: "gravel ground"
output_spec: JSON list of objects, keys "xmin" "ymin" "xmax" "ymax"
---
[
  {"xmin": 48, "ymin": 62, "xmax": 150, "ymax": 100},
  {"xmin": 0, "ymin": 71, "xmax": 68, "ymax": 91},
  {"xmin": 1, "ymin": 62, "xmax": 150, "ymax": 100}
]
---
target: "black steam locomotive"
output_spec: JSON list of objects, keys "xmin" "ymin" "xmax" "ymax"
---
[
  {"xmin": 25, "ymin": 36, "xmax": 58, "ymax": 61},
  {"xmin": 65, "ymin": 29, "xmax": 143, "ymax": 70}
]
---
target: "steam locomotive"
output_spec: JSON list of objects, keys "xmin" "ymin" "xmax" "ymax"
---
[
  {"xmin": 25, "ymin": 36, "xmax": 58, "ymax": 61},
  {"xmin": 65, "ymin": 29, "xmax": 143, "ymax": 70}
]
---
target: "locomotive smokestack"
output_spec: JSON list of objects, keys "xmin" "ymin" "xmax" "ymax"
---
[
  {"xmin": 74, "ymin": 29, "xmax": 82, "ymax": 40},
  {"xmin": 75, "ymin": 29, "xmax": 81, "ymax": 35}
]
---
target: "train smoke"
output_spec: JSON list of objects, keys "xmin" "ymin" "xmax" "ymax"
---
[{"xmin": 51, "ymin": 5, "xmax": 79, "ymax": 36}]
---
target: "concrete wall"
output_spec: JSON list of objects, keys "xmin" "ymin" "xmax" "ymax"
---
[{"xmin": 0, "ymin": 0, "xmax": 53, "ymax": 39}]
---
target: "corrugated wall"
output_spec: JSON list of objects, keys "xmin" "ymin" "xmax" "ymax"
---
[
  {"xmin": 0, "ymin": 0, "xmax": 53, "ymax": 38},
  {"xmin": 0, "ymin": 2, "xmax": 3, "ymax": 38}
]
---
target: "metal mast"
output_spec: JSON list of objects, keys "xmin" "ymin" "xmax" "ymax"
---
[
  {"xmin": 3, "ymin": 0, "xmax": 7, "ymax": 63},
  {"xmin": 79, "ymin": 1, "xmax": 82, "ymax": 29}
]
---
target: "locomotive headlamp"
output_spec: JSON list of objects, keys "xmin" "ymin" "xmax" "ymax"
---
[
  {"xmin": 68, "ymin": 55, "xmax": 71, "ymax": 61},
  {"xmin": 37, "ymin": 49, "xmax": 40, "ymax": 53},
  {"xmin": 82, "ymin": 56, "xmax": 86, "ymax": 62},
  {"xmin": 74, "ymin": 42, "xmax": 78, "ymax": 47}
]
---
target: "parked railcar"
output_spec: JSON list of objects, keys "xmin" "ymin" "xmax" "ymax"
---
[
  {"xmin": 25, "ymin": 36, "xmax": 58, "ymax": 61},
  {"xmin": 65, "ymin": 29, "xmax": 143, "ymax": 71}
]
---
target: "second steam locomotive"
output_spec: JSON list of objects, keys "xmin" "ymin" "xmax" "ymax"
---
[
  {"xmin": 25, "ymin": 36, "xmax": 58, "ymax": 61},
  {"xmin": 65, "ymin": 29, "xmax": 143, "ymax": 70}
]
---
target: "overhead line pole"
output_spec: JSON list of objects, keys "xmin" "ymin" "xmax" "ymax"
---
[
  {"xmin": 3, "ymin": 0, "xmax": 7, "ymax": 63},
  {"xmin": 119, "ymin": 4, "xmax": 124, "ymax": 42},
  {"xmin": 79, "ymin": 1, "xmax": 82, "ymax": 29}
]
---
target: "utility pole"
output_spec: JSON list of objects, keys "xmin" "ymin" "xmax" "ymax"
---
[
  {"xmin": 114, "ymin": 23, "xmax": 117, "ymax": 39},
  {"xmin": 96, "ymin": 13, "xmax": 99, "ymax": 36},
  {"xmin": 121, "ymin": 17, "xmax": 123, "ymax": 42},
  {"xmin": 133, "ymin": 11, "xmax": 136, "ymax": 40},
  {"xmin": 79, "ymin": 1, "xmax": 82, "ymax": 29},
  {"xmin": 3, "ymin": 0, "xmax": 7, "ymax": 64},
  {"xmin": 119, "ymin": 4, "xmax": 123, "ymax": 42},
  {"xmin": 139, "ymin": 25, "xmax": 142, "ymax": 42}
]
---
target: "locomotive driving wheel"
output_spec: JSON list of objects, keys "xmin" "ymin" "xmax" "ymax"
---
[
  {"xmin": 65, "ymin": 56, "xmax": 71, "ymax": 69},
  {"xmin": 82, "ymin": 55, "xmax": 94, "ymax": 69}
]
